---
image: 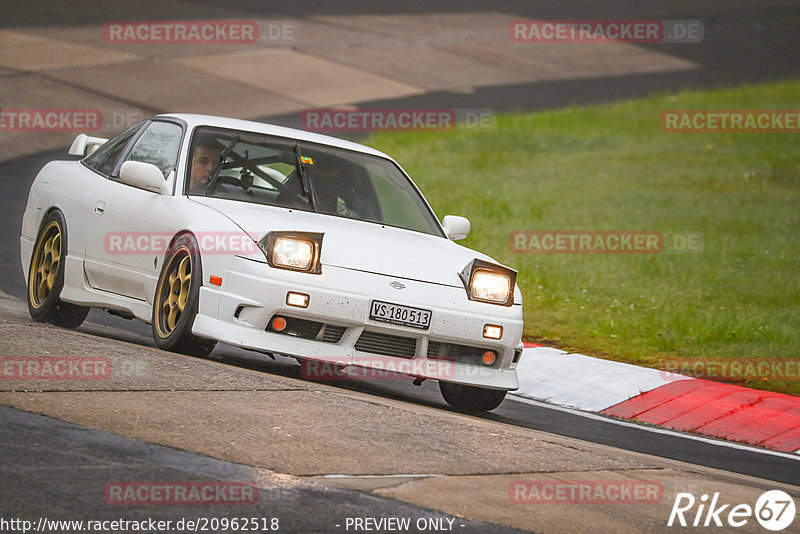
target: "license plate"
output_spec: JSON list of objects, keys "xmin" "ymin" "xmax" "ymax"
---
[{"xmin": 369, "ymin": 300, "xmax": 432, "ymax": 330}]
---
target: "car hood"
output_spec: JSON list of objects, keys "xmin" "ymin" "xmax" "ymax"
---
[{"xmin": 191, "ymin": 197, "xmax": 496, "ymax": 287}]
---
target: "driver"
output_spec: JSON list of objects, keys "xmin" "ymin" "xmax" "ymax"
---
[{"xmin": 188, "ymin": 135, "xmax": 224, "ymax": 194}]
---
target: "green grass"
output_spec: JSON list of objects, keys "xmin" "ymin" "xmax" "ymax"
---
[{"xmin": 365, "ymin": 79, "xmax": 800, "ymax": 395}]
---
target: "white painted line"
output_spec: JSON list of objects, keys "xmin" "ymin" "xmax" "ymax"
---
[
  {"xmin": 514, "ymin": 346, "xmax": 693, "ymax": 412},
  {"xmin": 507, "ymin": 395, "xmax": 800, "ymax": 462}
]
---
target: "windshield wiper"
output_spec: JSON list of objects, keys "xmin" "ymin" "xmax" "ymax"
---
[
  {"xmin": 294, "ymin": 143, "xmax": 318, "ymax": 211},
  {"xmin": 204, "ymin": 136, "xmax": 240, "ymax": 195}
]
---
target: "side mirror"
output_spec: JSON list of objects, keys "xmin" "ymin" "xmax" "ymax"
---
[
  {"xmin": 68, "ymin": 133, "xmax": 109, "ymax": 157},
  {"xmin": 119, "ymin": 161, "xmax": 166, "ymax": 193},
  {"xmin": 442, "ymin": 215, "xmax": 470, "ymax": 240}
]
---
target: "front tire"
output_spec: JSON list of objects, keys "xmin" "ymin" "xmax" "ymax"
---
[
  {"xmin": 27, "ymin": 210, "xmax": 89, "ymax": 328},
  {"xmin": 152, "ymin": 234, "xmax": 216, "ymax": 356},
  {"xmin": 439, "ymin": 381, "xmax": 507, "ymax": 412}
]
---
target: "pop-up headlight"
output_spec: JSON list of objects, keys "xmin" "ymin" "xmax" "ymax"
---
[
  {"xmin": 459, "ymin": 259, "xmax": 516, "ymax": 306},
  {"xmin": 259, "ymin": 231, "xmax": 323, "ymax": 274}
]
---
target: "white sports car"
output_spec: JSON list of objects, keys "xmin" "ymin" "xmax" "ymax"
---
[{"xmin": 20, "ymin": 114, "xmax": 524, "ymax": 411}]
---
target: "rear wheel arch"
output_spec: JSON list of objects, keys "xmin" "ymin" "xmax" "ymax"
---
[{"xmin": 26, "ymin": 208, "xmax": 89, "ymax": 328}]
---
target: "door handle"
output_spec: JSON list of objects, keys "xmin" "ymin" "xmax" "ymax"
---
[{"xmin": 95, "ymin": 201, "xmax": 105, "ymax": 215}]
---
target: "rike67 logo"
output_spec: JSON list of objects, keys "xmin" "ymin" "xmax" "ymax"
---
[{"xmin": 668, "ymin": 490, "xmax": 796, "ymax": 531}]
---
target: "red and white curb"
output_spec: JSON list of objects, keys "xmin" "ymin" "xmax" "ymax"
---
[{"xmin": 512, "ymin": 344, "xmax": 800, "ymax": 454}]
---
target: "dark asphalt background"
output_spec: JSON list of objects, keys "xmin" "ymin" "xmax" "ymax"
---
[{"xmin": 0, "ymin": 405, "xmax": 527, "ymax": 534}]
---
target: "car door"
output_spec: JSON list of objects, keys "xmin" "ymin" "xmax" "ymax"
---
[
  {"xmin": 83, "ymin": 120, "xmax": 184, "ymax": 301},
  {"xmin": 69, "ymin": 122, "xmax": 145, "ymax": 259}
]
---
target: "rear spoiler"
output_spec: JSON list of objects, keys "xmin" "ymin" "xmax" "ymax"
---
[{"xmin": 68, "ymin": 133, "xmax": 109, "ymax": 157}]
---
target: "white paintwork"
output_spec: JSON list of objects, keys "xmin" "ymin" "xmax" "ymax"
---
[
  {"xmin": 511, "ymin": 346, "xmax": 692, "ymax": 412},
  {"xmin": 441, "ymin": 215, "xmax": 470, "ymax": 241},
  {"xmin": 119, "ymin": 161, "xmax": 166, "ymax": 192},
  {"xmin": 20, "ymin": 113, "xmax": 524, "ymax": 390},
  {"xmin": 68, "ymin": 133, "xmax": 109, "ymax": 157},
  {"xmin": 189, "ymin": 197, "xmax": 502, "ymax": 289}
]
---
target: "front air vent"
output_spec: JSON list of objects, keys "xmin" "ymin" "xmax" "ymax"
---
[
  {"xmin": 354, "ymin": 330, "xmax": 417, "ymax": 358},
  {"xmin": 321, "ymin": 324, "xmax": 347, "ymax": 344}
]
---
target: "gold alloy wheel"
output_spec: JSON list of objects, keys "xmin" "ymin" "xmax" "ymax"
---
[
  {"xmin": 29, "ymin": 220, "xmax": 62, "ymax": 309},
  {"xmin": 155, "ymin": 245, "xmax": 192, "ymax": 338}
]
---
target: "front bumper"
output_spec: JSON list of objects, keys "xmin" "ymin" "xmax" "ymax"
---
[{"xmin": 193, "ymin": 256, "xmax": 523, "ymax": 390}]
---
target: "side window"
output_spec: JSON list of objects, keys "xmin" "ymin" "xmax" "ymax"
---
[
  {"xmin": 83, "ymin": 122, "xmax": 143, "ymax": 176},
  {"xmin": 123, "ymin": 121, "xmax": 183, "ymax": 178}
]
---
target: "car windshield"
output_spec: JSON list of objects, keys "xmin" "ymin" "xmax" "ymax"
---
[{"xmin": 186, "ymin": 127, "xmax": 443, "ymax": 237}]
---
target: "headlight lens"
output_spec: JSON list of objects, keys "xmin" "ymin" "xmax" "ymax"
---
[
  {"xmin": 259, "ymin": 231, "xmax": 323, "ymax": 274},
  {"xmin": 274, "ymin": 237, "xmax": 313, "ymax": 270},
  {"xmin": 470, "ymin": 269, "xmax": 511, "ymax": 304},
  {"xmin": 459, "ymin": 259, "xmax": 517, "ymax": 306}
]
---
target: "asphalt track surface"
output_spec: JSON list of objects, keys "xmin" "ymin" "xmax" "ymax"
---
[
  {"xmin": 0, "ymin": 405, "xmax": 525, "ymax": 534},
  {"xmin": 3, "ymin": 2, "xmax": 800, "ymax": 124},
  {"xmin": 3, "ymin": 145, "xmax": 800, "ymax": 490},
  {"xmin": 2, "ymin": 0, "xmax": 800, "ymax": 530}
]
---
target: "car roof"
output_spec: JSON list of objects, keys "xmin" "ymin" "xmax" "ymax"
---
[{"xmin": 155, "ymin": 113, "xmax": 393, "ymax": 160}]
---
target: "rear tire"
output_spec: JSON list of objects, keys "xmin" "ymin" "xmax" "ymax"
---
[
  {"xmin": 152, "ymin": 234, "xmax": 216, "ymax": 357},
  {"xmin": 439, "ymin": 381, "xmax": 507, "ymax": 412},
  {"xmin": 27, "ymin": 210, "xmax": 89, "ymax": 328}
]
